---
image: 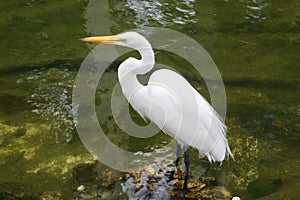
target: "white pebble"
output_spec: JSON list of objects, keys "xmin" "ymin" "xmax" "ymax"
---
[
  {"xmin": 77, "ymin": 185, "xmax": 85, "ymax": 192},
  {"xmin": 232, "ymin": 197, "xmax": 240, "ymax": 200}
]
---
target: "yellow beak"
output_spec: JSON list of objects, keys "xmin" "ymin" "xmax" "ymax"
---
[{"xmin": 80, "ymin": 35, "xmax": 125, "ymax": 44}]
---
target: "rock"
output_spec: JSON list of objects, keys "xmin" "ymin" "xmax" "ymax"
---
[
  {"xmin": 70, "ymin": 163, "xmax": 233, "ymax": 200},
  {"xmin": 13, "ymin": 127, "xmax": 27, "ymax": 137},
  {"xmin": 77, "ymin": 185, "xmax": 85, "ymax": 192},
  {"xmin": 0, "ymin": 182, "xmax": 37, "ymax": 200},
  {"xmin": 72, "ymin": 162, "xmax": 97, "ymax": 185},
  {"xmin": 121, "ymin": 164, "xmax": 233, "ymax": 200},
  {"xmin": 248, "ymin": 178, "xmax": 283, "ymax": 198},
  {"xmin": 39, "ymin": 191, "xmax": 63, "ymax": 200},
  {"xmin": 170, "ymin": 176, "xmax": 232, "ymax": 200},
  {"xmin": 96, "ymin": 167, "xmax": 124, "ymax": 188}
]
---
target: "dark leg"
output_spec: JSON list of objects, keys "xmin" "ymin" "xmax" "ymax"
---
[
  {"xmin": 169, "ymin": 143, "xmax": 183, "ymax": 180},
  {"xmin": 183, "ymin": 149, "xmax": 190, "ymax": 192}
]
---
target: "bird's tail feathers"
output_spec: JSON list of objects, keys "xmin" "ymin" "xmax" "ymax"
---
[{"xmin": 202, "ymin": 113, "xmax": 233, "ymax": 163}]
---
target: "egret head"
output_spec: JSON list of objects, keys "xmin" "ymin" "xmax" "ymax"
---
[{"xmin": 81, "ymin": 31, "xmax": 151, "ymax": 50}]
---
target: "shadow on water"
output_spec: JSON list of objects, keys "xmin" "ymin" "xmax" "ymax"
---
[{"xmin": 0, "ymin": 0, "xmax": 299, "ymax": 199}]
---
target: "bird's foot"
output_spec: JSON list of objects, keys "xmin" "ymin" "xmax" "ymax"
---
[
  {"xmin": 171, "ymin": 187, "xmax": 191, "ymax": 199},
  {"xmin": 165, "ymin": 170, "xmax": 176, "ymax": 181}
]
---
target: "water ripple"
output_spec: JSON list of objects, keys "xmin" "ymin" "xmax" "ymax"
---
[
  {"xmin": 240, "ymin": 0, "xmax": 269, "ymax": 20},
  {"xmin": 17, "ymin": 67, "xmax": 76, "ymax": 143},
  {"xmin": 126, "ymin": 0, "xmax": 197, "ymax": 27}
]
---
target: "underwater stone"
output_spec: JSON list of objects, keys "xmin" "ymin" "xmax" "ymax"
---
[
  {"xmin": 72, "ymin": 162, "xmax": 97, "ymax": 185},
  {"xmin": 77, "ymin": 185, "xmax": 85, "ymax": 192},
  {"xmin": 248, "ymin": 178, "xmax": 283, "ymax": 198},
  {"xmin": 13, "ymin": 127, "xmax": 27, "ymax": 137},
  {"xmin": 122, "ymin": 163, "xmax": 232, "ymax": 200},
  {"xmin": 0, "ymin": 182, "xmax": 37, "ymax": 200},
  {"xmin": 39, "ymin": 191, "xmax": 63, "ymax": 200}
]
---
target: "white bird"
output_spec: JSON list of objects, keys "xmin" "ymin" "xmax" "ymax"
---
[{"xmin": 81, "ymin": 31, "xmax": 233, "ymax": 191}]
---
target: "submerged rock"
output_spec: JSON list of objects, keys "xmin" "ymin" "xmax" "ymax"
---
[
  {"xmin": 13, "ymin": 127, "xmax": 27, "ymax": 138},
  {"xmin": 0, "ymin": 182, "xmax": 37, "ymax": 200},
  {"xmin": 39, "ymin": 191, "xmax": 63, "ymax": 200},
  {"xmin": 72, "ymin": 162, "xmax": 97, "ymax": 185},
  {"xmin": 70, "ymin": 162, "xmax": 232, "ymax": 200},
  {"xmin": 247, "ymin": 178, "xmax": 283, "ymax": 199},
  {"xmin": 122, "ymin": 163, "xmax": 232, "ymax": 200}
]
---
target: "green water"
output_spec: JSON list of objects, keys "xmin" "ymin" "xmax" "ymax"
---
[{"xmin": 0, "ymin": 0, "xmax": 299, "ymax": 199}]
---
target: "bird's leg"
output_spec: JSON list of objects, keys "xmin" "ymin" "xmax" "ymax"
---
[
  {"xmin": 169, "ymin": 142, "xmax": 183, "ymax": 180},
  {"xmin": 169, "ymin": 157, "xmax": 180, "ymax": 180},
  {"xmin": 183, "ymin": 149, "xmax": 190, "ymax": 193}
]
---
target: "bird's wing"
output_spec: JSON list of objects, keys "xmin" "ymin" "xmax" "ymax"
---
[{"xmin": 148, "ymin": 69, "xmax": 232, "ymax": 162}]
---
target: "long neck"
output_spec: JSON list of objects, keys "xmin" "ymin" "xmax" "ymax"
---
[
  {"xmin": 118, "ymin": 47, "xmax": 155, "ymax": 99},
  {"xmin": 136, "ymin": 47, "xmax": 155, "ymax": 74}
]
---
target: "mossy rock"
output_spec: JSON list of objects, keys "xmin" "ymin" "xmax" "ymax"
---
[
  {"xmin": 0, "ymin": 182, "xmax": 38, "ymax": 200},
  {"xmin": 248, "ymin": 178, "xmax": 283, "ymax": 198}
]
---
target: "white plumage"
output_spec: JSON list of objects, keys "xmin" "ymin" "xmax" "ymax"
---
[
  {"xmin": 114, "ymin": 32, "xmax": 232, "ymax": 163},
  {"xmin": 81, "ymin": 31, "xmax": 233, "ymax": 190}
]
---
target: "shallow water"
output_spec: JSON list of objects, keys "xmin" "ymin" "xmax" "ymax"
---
[{"xmin": 0, "ymin": 0, "xmax": 299, "ymax": 199}]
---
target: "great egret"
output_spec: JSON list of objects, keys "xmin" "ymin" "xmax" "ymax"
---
[{"xmin": 81, "ymin": 31, "xmax": 233, "ymax": 191}]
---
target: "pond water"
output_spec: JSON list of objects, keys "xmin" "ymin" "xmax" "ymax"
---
[{"xmin": 0, "ymin": 0, "xmax": 299, "ymax": 199}]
